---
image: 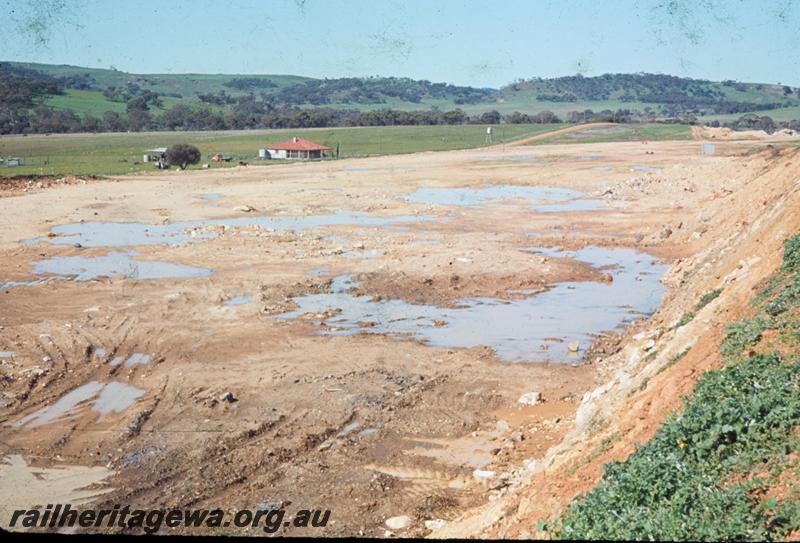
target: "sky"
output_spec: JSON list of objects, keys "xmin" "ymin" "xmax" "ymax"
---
[{"xmin": 1, "ymin": 0, "xmax": 798, "ymax": 88}]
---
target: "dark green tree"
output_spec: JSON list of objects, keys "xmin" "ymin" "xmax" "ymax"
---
[{"xmin": 166, "ymin": 144, "xmax": 201, "ymax": 170}]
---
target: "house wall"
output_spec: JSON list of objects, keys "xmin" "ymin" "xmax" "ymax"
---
[{"xmin": 266, "ymin": 149, "xmax": 287, "ymax": 159}]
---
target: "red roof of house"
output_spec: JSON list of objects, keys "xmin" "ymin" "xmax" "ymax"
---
[{"xmin": 266, "ymin": 137, "xmax": 332, "ymax": 151}]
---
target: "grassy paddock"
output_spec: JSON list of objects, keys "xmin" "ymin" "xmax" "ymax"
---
[
  {"xmin": 0, "ymin": 124, "xmax": 564, "ymax": 177},
  {"xmin": 534, "ymin": 123, "xmax": 692, "ymax": 145}
]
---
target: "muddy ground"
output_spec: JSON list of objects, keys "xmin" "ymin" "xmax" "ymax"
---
[{"xmin": 0, "ymin": 134, "xmax": 791, "ymax": 536}]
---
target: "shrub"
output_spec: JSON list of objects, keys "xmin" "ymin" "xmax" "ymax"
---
[
  {"xmin": 676, "ymin": 311, "xmax": 696, "ymax": 327},
  {"xmin": 782, "ymin": 234, "xmax": 800, "ymax": 273},
  {"xmin": 166, "ymin": 144, "xmax": 201, "ymax": 170},
  {"xmin": 720, "ymin": 317, "xmax": 769, "ymax": 357},
  {"xmin": 695, "ymin": 288, "xmax": 723, "ymax": 310}
]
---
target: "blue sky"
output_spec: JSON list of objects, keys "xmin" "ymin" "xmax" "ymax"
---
[{"xmin": 1, "ymin": 0, "xmax": 798, "ymax": 87}]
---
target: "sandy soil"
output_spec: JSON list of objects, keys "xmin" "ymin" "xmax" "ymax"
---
[{"xmin": 0, "ymin": 133, "xmax": 793, "ymax": 536}]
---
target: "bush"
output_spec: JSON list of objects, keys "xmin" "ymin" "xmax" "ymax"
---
[
  {"xmin": 676, "ymin": 311, "xmax": 696, "ymax": 328},
  {"xmin": 782, "ymin": 234, "xmax": 800, "ymax": 273},
  {"xmin": 695, "ymin": 288, "xmax": 722, "ymax": 310},
  {"xmin": 720, "ymin": 317, "xmax": 769, "ymax": 357},
  {"xmin": 166, "ymin": 144, "xmax": 201, "ymax": 170}
]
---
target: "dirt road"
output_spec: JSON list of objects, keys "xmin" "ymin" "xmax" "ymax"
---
[{"xmin": 0, "ymin": 134, "xmax": 793, "ymax": 536}]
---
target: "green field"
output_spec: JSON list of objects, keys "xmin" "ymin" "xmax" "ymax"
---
[
  {"xmin": 533, "ymin": 123, "xmax": 692, "ymax": 145},
  {"xmin": 40, "ymin": 89, "xmax": 200, "ymax": 117},
  {"xmin": 0, "ymin": 124, "xmax": 565, "ymax": 177}
]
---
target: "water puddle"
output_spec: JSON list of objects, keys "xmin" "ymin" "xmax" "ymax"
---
[
  {"xmin": 530, "ymin": 199, "xmax": 607, "ymax": 213},
  {"xmin": 110, "ymin": 353, "xmax": 151, "ymax": 368},
  {"xmin": 223, "ymin": 295, "xmax": 252, "ymax": 306},
  {"xmin": 36, "ymin": 211, "xmax": 434, "ymax": 248},
  {"xmin": 478, "ymin": 155, "xmax": 549, "ymax": 163},
  {"xmin": 196, "ymin": 193, "xmax": 223, "ymax": 201},
  {"xmin": 344, "ymin": 250, "xmax": 384, "ymax": 259},
  {"xmin": 0, "ymin": 455, "xmax": 114, "ymax": 530},
  {"xmin": 336, "ymin": 421, "xmax": 361, "ymax": 437},
  {"xmin": 406, "ymin": 185, "xmax": 581, "ymax": 207},
  {"xmin": 630, "ymin": 165, "xmax": 658, "ymax": 172},
  {"xmin": 30, "ymin": 251, "xmax": 210, "ymax": 281},
  {"xmin": 309, "ymin": 266, "xmax": 331, "ymax": 277},
  {"xmin": 93, "ymin": 382, "xmax": 146, "ymax": 417},
  {"xmin": 277, "ymin": 246, "xmax": 666, "ymax": 362},
  {"xmin": 10, "ymin": 380, "xmax": 146, "ymax": 428}
]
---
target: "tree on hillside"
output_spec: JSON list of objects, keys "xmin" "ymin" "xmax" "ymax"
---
[{"xmin": 166, "ymin": 144, "xmax": 201, "ymax": 170}]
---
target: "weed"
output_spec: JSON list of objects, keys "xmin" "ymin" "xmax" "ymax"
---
[
  {"xmin": 720, "ymin": 317, "xmax": 769, "ymax": 357},
  {"xmin": 695, "ymin": 288, "xmax": 723, "ymax": 310}
]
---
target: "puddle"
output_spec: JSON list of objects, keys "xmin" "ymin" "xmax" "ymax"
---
[
  {"xmin": 93, "ymin": 382, "xmax": 146, "ymax": 417},
  {"xmin": 406, "ymin": 185, "xmax": 581, "ymax": 207},
  {"xmin": 277, "ymin": 246, "xmax": 666, "ymax": 362},
  {"xmin": 530, "ymin": 199, "xmax": 607, "ymax": 213},
  {"xmin": 10, "ymin": 380, "xmax": 146, "ymax": 428},
  {"xmin": 0, "ymin": 455, "xmax": 114, "ymax": 530},
  {"xmin": 309, "ymin": 266, "xmax": 331, "ymax": 276},
  {"xmin": 578, "ymin": 155, "xmax": 600, "ymax": 161},
  {"xmin": 477, "ymin": 155, "xmax": 549, "ymax": 163},
  {"xmin": 196, "ymin": 193, "xmax": 223, "ymax": 200},
  {"xmin": 591, "ymin": 165, "xmax": 613, "ymax": 172},
  {"xmin": 30, "ymin": 251, "xmax": 210, "ymax": 281},
  {"xmin": 0, "ymin": 351, "xmax": 16, "ymax": 359},
  {"xmin": 36, "ymin": 211, "xmax": 434, "ymax": 248},
  {"xmin": 94, "ymin": 348, "xmax": 106, "ymax": 359},
  {"xmin": 223, "ymin": 295, "xmax": 252, "ymax": 306},
  {"xmin": 413, "ymin": 239, "xmax": 441, "ymax": 246},
  {"xmin": 344, "ymin": 250, "xmax": 384, "ymax": 259},
  {"xmin": 631, "ymin": 165, "xmax": 658, "ymax": 172},
  {"xmin": 336, "ymin": 421, "xmax": 361, "ymax": 437},
  {"xmin": 357, "ymin": 428, "xmax": 379, "ymax": 437},
  {"xmin": 110, "ymin": 353, "xmax": 150, "ymax": 368}
]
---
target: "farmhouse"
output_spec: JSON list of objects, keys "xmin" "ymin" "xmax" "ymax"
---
[{"xmin": 260, "ymin": 137, "xmax": 332, "ymax": 160}]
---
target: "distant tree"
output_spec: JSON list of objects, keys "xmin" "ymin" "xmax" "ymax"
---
[
  {"xmin": 166, "ymin": 144, "xmax": 201, "ymax": 169},
  {"xmin": 478, "ymin": 110, "xmax": 501, "ymax": 124}
]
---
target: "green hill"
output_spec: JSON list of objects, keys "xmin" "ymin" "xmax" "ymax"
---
[{"xmin": 1, "ymin": 61, "xmax": 799, "ymax": 135}]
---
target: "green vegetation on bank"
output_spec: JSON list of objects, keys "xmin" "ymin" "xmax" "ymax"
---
[
  {"xmin": 0, "ymin": 124, "xmax": 562, "ymax": 177},
  {"xmin": 552, "ymin": 234, "xmax": 800, "ymax": 541}
]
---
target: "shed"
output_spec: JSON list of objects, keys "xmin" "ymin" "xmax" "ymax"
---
[{"xmin": 261, "ymin": 137, "xmax": 332, "ymax": 160}]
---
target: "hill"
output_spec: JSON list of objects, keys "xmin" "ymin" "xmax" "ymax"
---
[{"xmin": 1, "ymin": 62, "xmax": 799, "ymax": 135}]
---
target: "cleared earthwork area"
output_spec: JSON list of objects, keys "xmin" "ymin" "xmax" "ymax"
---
[{"xmin": 0, "ymin": 128, "xmax": 794, "ymax": 536}]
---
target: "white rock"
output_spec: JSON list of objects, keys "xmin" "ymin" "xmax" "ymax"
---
[
  {"xmin": 518, "ymin": 391, "xmax": 543, "ymax": 405},
  {"xmin": 425, "ymin": 519, "xmax": 447, "ymax": 530},
  {"xmin": 473, "ymin": 469, "xmax": 496, "ymax": 481},
  {"xmin": 567, "ymin": 341, "xmax": 580, "ymax": 352},
  {"xmin": 385, "ymin": 515, "xmax": 411, "ymax": 530},
  {"xmin": 643, "ymin": 339, "xmax": 656, "ymax": 351}
]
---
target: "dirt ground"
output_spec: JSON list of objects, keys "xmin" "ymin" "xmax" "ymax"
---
[{"xmin": 0, "ymin": 132, "xmax": 796, "ymax": 536}]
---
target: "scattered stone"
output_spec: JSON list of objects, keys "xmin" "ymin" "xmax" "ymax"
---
[
  {"xmin": 218, "ymin": 391, "xmax": 237, "ymax": 403},
  {"xmin": 234, "ymin": 205, "xmax": 255, "ymax": 212},
  {"xmin": 517, "ymin": 391, "xmax": 543, "ymax": 405},
  {"xmin": 643, "ymin": 339, "xmax": 656, "ymax": 351},
  {"xmin": 385, "ymin": 515, "xmax": 411, "ymax": 530},
  {"xmin": 659, "ymin": 225, "xmax": 673, "ymax": 239},
  {"xmin": 425, "ymin": 519, "xmax": 447, "ymax": 530},
  {"xmin": 567, "ymin": 341, "xmax": 580, "ymax": 352},
  {"xmin": 473, "ymin": 469, "xmax": 496, "ymax": 481}
]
